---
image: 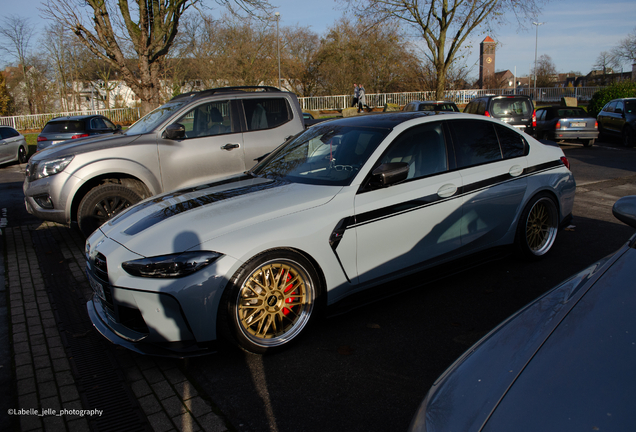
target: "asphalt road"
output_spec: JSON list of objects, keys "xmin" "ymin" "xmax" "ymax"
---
[{"xmin": 2, "ymin": 138, "xmax": 636, "ymax": 432}]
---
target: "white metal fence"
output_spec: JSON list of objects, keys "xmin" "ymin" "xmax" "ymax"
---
[
  {"xmin": 0, "ymin": 107, "xmax": 141, "ymax": 131},
  {"xmin": 298, "ymin": 87, "xmax": 603, "ymax": 111},
  {"xmin": 1, "ymin": 87, "xmax": 603, "ymax": 131}
]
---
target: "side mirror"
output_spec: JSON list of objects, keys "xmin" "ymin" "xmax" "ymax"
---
[
  {"xmin": 615, "ymin": 108, "xmax": 623, "ymax": 115},
  {"xmin": 115, "ymin": 124, "xmax": 122, "ymax": 131},
  {"xmin": 163, "ymin": 123, "xmax": 185, "ymax": 140},
  {"xmin": 613, "ymin": 196, "xmax": 636, "ymax": 229},
  {"xmin": 370, "ymin": 162, "xmax": 409, "ymax": 188}
]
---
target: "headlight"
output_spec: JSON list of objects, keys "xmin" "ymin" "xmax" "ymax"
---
[
  {"xmin": 28, "ymin": 156, "xmax": 74, "ymax": 181},
  {"xmin": 122, "ymin": 251, "xmax": 222, "ymax": 278}
]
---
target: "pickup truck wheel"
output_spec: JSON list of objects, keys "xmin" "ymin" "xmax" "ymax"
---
[{"xmin": 78, "ymin": 184, "xmax": 143, "ymax": 237}]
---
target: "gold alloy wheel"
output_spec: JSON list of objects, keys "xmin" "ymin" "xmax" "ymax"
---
[
  {"xmin": 525, "ymin": 197, "xmax": 558, "ymax": 256},
  {"xmin": 236, "ymin": 259, "xmax": 314, "ymax": 347}
]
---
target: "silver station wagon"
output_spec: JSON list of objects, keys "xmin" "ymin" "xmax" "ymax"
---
[{"xmin": 85, "ymin": 112, "xmax": 576, "ymax": 356}]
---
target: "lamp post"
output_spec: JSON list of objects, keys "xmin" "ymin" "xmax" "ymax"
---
[
  {"xmin": 533, "ymin": 21, "xmax": 545, "ymax": 100},
  {"xmin": 275, "ymin": 12, "xmax": 281, "ymax": 90}
]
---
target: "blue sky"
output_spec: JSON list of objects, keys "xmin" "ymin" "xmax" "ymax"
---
[{"xmin": 2, "ymin": 0, "xmax": 635, "ymax": 79}]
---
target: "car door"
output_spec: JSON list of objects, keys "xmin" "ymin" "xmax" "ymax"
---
[
  {"xmin": 448, "ymin": 119, "xmax": 528, "ymax": 250},
  {"xmin": 157, "ymin": 98, "xmax": 246, "ymax": 192},
  {"xmin": 240, "ymin": 96, "xmax": 301, "ymax": 169},
  {"xmin": 0, "ymin": 127, "xmax": 20, "ymax": 163},
  {"xmin": 599, "ymin": 101, "xmax": 617, "ymax": 134},
  {"xmin": 354, "ymin": 121, "xmax": 464, "ymax": 284}
]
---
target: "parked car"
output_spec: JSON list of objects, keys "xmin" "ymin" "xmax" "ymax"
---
[
  {"xmin": 84, "ymin": 112, "xmax": 575, "ymax": 357},
  {"xmin": 464, "ymin": 95, "xmax": 536, "ymax": 136},
  {"xmin": 596, "ymin": 97, "xmax": 636, "ymax": 147},
  {"xmin": 36, "ymin": 114, "xmax": 122, "ymax": 151},
  {"xmin": 24, "ymin": 86, "xmax": 305, "ymax": 237},
  {"xmin": 0, "ymin": 125, "xmax": 28, "ymax": 165},
  {"xmin": 409, "ymin": 195, "xmax": 636, "ymax": 432},
  {"xmin": 535, "ymin": 106, "xmax": 598, "ymax": 146},
  {"xmin": 403, "ymin": 101, "xmax": 460, "ymax": 112}
]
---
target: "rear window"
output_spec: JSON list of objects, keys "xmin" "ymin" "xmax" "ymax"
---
[
  {"xmin": 556, "ymin": 108, "xmax": 588, "ymax": 117},
  {"xmin": 625, "ymin": 101, "xmax": 635, "ymax": 113},
  {"xmin": 419, "ymin": 104, "xmax": 458, "ymax": 112},
  {"xmin": 42, "ymin": 121, "xmax": 84, "ymax": 133},
  {"xmin": 491, "ymin": 99, "xmax": 532, "ymax": 117}
]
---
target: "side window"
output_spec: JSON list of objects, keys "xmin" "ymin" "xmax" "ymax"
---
[
  {"xmin": 91, "ymin": 118, "xmax": 107, "ymax": 129},
  {"xmin": 536, "ymin": 109, "xmax": 545, "ymax": 121},
  {"xmin": 477, "ymin": 100, "xmax": 487, "ymax": 115},
  {"xmin": 0, "ymin": 128, "xmax": 8, "ymax": 139},
  {"xmin": 450, "ymin": 120, "xmax": 502, "ymax": 168},
  {"xmin": 495, "ymin": 124, "xmax": 527, "ymax": 159},
  {"xmin": 605, "ymin": 101, "xmax": 616, "ymax": 113},
  {"xmin": 103, "ymin": 119, "xmax": 117, "ymax": 130},
  {"xmin": 615, "ymin": 101, "xmax": 624, "ymax": 113},
  {"xmin": 379, "ymin": 122, "xmax": 447, "ymax": 180},
  {"xmin": 177, "ymin": 100, "xmax": 232, "ymax": 138},
  {"xmin": 244, "ymin": 98, "xmax": 292, "ymax": 132}
]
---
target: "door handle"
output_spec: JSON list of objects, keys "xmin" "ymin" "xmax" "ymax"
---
[
  {"xmin": 221, "ymin": 143, "xmax": 240, "ymax": 150},
  {"xmin": 437, "ymin": 183, "xmax": 457, "ymax": 198}
]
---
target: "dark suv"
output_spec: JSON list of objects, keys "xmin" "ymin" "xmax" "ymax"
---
[
  {"xmin": 596, "ymin": 98, "xmax": 636, "ymax": 147},
  {"xmin": 464, "ymin": 95, "xmax": 536, "ymax": 136},
  {"xmin": 37, "ymin": 115, "xmax": 122, "ymax": 151}
]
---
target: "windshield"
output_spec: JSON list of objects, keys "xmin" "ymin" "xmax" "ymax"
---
[
  {"xmin": 125, "ymin": 101, "xmax": 186, "ymax": 135},
  {"xmin": 252, "ymin": 123, "xmax": 391, "ymax": 186}
]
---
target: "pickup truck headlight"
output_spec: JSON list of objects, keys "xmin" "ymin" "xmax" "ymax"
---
[
  {"xmin": 122, "ymin": 251, "xmax": 222, "ymax": 278},
  {"xmin": 28, "ymin": 156, "xmax": 74, "ymax": 181}
]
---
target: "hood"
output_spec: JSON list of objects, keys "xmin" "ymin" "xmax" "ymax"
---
[
  {"xmin": 410, "ymin": 253, "xmax": 614, "ymax": 432},
  {"xmin": 32, "ymin": 133, "xmax": 141, "ymax": 161},
  {"xmin": 479, "ymin": 246, "xmax": 636, "ymax": 431},
  {"xmin": 100, "ymin": 175, "xmax": 340, "ymax": 256}
]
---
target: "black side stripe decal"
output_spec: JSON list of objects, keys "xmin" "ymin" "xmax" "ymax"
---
[{"xmin": 350, "ymin": 159, "xmax": 565, "ymax": 229}]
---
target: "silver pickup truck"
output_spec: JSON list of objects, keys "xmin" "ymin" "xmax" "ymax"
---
[{"xmin": 24, "ymin": 86, "xmax": 305, "ymax": 236}]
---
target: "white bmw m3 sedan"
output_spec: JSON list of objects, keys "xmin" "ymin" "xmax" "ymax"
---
[{"xmin": 85, "ymin": 112, "xmax": 575, "ymax": 356}]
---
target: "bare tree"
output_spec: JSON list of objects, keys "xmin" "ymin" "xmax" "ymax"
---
[
  {"xmin": 342, "ymin": 0, "xmax": 543, "ymax": 100},
  {"xmin": 531, "ymin": 54, "xmax": 557, "ymax": 87},
  {"xmin": 611, "ymin": 27, "xmax": 636, "ymax": 70},
  {"xmin": 313, "ymin": 18, "xmax": 423, "ymax": 96},
  {"xmin": 281, "ymin": 26, "xmax": 321, "ymax": 96},
  {"xmin": 43, "ymin": 0, "xmax": 270, "ymax": 114},
  {"xmin": 0, "ymin": 15, "xmax": 37, "ymax": 114},
  {"xmin": 0, "ymin": 73, "xmax": 15, "ymax": 116}
]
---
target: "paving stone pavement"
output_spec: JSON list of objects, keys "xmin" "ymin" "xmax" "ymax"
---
[{"xmin": 3, "ymin": 221, "xmax": 231, "ymax": 432}]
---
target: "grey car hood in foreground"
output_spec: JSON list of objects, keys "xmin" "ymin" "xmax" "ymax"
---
[
  {"xmin": 99, "ymin": 175, "xmax": 341, "ymax": 256},
  {"xmin": 411, "ymin": 238, "xmax": 636, "ymax": 431},
  {"xmin": 31, "ymin": 133, "xmax": 140, "ymax": 161}
]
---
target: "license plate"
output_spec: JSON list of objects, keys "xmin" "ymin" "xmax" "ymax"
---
[
  {"xmin": 513, "ymin": 125, "xmax": 526, "ymax": 129},
  {"xmin": 88, "ymin": 273, "xmax": 106, "ymax": 301},
  {"xmin": 571, "ymin": 122, "xmax": 585, "ymax": 127}
]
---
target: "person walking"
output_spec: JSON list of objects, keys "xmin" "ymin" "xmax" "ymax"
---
[
  {"xmin": 351, "ymin": 84, "xmax": 359, "ymax": 108},
  {"xmin": 358, "ymin": 84, "xmax": 369, "ymax": 112}
]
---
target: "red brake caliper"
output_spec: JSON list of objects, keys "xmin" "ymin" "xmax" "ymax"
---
[{"xmin": 282, "ymin": 272, "xmax": 295, "ymax": 316}]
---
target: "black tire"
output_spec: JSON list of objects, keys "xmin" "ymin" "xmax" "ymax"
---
[
  {"xmin": 219, "ymin": 249, "xmax": 322, "ymax": 354},
  {"xmin": 18, "ymin": 146, "xmax": 27, "ymax": 164},
  {"xmin": 77, "ymin": 184, "xmax": 143, "ymax": 237},
  {"xmin": 622, "ymin": 127, "xmax": 635, "ymax": 148},
  {"xmin": 515, "ymin": 193, "xmax": 559, "ymax": 261}
]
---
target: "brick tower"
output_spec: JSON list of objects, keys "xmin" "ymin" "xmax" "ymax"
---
[{"xmin": 479, "ymin": 36, "xmax": 496, "ymax": 89}]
